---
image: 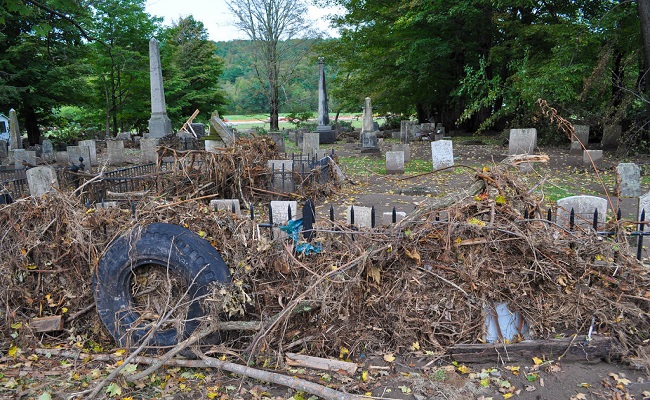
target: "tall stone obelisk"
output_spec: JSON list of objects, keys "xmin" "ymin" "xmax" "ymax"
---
[
  {"xmin": 316, "ymin": 57, "xmax": 336, "ymax": 144},
  {"xmin": 8, "ymin": 108, "xmax": 20, "ymax": 150},
  {"xmin": 147, "ymin": 38, "xmax": 172, "ymax": 138}
]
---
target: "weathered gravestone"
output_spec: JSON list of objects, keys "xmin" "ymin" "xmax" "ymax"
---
[
  {"xmin": 140, "ymin": 138, "xmax": 158, "ymax": 163},
  {"xmin": 205, "ymin": 139, "xmax": 224, "ymax": 152},
  {"xmin": 382, "ymin": 210, "xmax": 406, "ymax": 226},
  {"xmin": 616, "ymin": 163, "xmax": 641, "ymax": 198},
  {"xmin": 13, "ymin": 149, "xmax": 37, "ymax": 168},
  {"xmin": 106, "ymin": 140, "xmax": 125, "ymax": 165},
  {"xmin": 269, "ymin": 132, "xmax": 285, "ymax": 153},
  {"xmin": 570, "ymin": 125, "xmax": 589, "ymax": 155},
  {"xmin": 360, "ymin": 131, "xmax": 379, "ymax": 154},
  {"xmin": 209, "ymin": 111, "xmax": 236, "ymax": 147},
  {"xmin": 210, "ymin": 199, "xmax": 242, "ymax": 216},
  {"xmin": 583, "ymin": 149, "xmax": 603, "ymax": 168},
  {"xmin": 0, "ymin": 140, "xmax": 7, "ymax": 162},
  {"xmin": 508, "ymin": 128, "xmax": 537, "ymax": 155},
  {"xmin": 601, "ymin": 124, "xmax": 622, "ymax": 150},
  {"xmin": 268, "ymin": 160, "xmax": 294, "ymax": 193},
  {"xmin": 41, "ymin": 139, "xmax": 54, "ymax": 163},
  {"xmin": 431, "ymin": 140, "xmax": 454, "ymax": 170},
  {"xmin": 639, "ymin": 191, "xmax": 650, "ymax": 221},
  {"xmin": 385, "ymin": 151, "xmax": 404, "ymax": 175},
  {"xmin": 346, "ymin": 205, "xmax": 373, "ymax": 228},
  {"xmin": 392, "ymin": 143, "xmax": 411, "ymax": 163},
  {"xmin": 400, "ymin": 120, "xmax": 411, "ymax": 144},
  {"xmin": 9, "ymin": 109, "xmax": 21, "ymax": 151},
  {"xmin": 315, "ymin": 57, "xmax": 336, "ymax": 144},
  {"xmin": 147, "ymin": 38, "xmax": 172, "ymax": 139},
  {"xmin": 302, "ymin": 132, "xmax": 320, "ymax": 156},
  {"xmin": 557, "ymin": 195, "xmax": 608, "ymax": 230},
  {"xmin": 26, "ymin": 166, "xmax": 59, "ymax": 197},
  {"xmin": 66, "ymin": 146, "xmax": 90, "ymax": 171},
  {"xmin": 78, "ymin": 140, "xmax": 97, "ymax": 165},
  {"xmin": 271, "ymin": 201, "xmax": 298, "ymax": 225}
]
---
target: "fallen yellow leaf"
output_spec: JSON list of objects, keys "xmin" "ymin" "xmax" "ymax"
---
[
  {"xmin": 383, "ymin": 353, "xmax": 396, "ymax": 363},
  {"xmin": 532, "ymin": 357, "xmax": 543, "ymax": 365}
]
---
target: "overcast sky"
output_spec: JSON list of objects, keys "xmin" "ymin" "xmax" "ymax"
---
[{"xmin": 145, "ymin": 0, "xmax": 341, "ymax": 42}]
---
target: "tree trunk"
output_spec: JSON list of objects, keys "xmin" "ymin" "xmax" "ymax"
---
[
  {"xmin": 269, "ymin": 60, "xmax": 280, "ymax": 131},
  {"xmin": 23, "ymin": 105, "xmax": 41, "ymax": 146},
  {"xmin": 638, "ymin": 0, "xmax": 650, "ymax": 116}
]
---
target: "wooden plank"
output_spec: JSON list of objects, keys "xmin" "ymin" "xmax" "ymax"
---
[
  {"xmin": 30, "ymin": 315, "xmax": 63, "ymax": 332},
  {"xmin": 286, "ymin": 353, "xmax": 358, "ymax": 375},
  {"xmin": 449, "ymin": 335, "xmax": 616, "ymax": 363}
]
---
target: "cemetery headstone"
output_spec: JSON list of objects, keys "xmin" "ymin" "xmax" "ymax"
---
[
  {"xmin": 268, "ymin": 160, "xmax": 294, "ymax": 193},
  {"xmin": 55, "ymin": 151, "xmax": 69, "ymax": 164},
  {"xmin": 9, "ymin": 109, "xmax": 20, "ymax": 151},
  {"xmin": 346, "ymin": 206, "xmax": 373, "ymax": 228},
  {"xmin": 616, "ymin": 163, "xmax": 641, "ymax": 198},
  {"xmin": 26, "ymin": 166, "xmax": 59, "ymax": 197},
  {"xmin": 360, "ymin": 131, "xmax": 380, "ymax": 154},
  {"xmin": 0, "ymin": 140, "xmax": 7, "ymax": 162},
  {"xmin": 115, "ymin": 132, "xmax": 131, "ymax": 141},
  {"xmin": 269, "ymin": 132, "xmax": 285, "ymax": 153},
  {"xmin": 382, "ymin": 211, "xmax": 406, "ymax": 226},
  {"xmin": 189, "ymin": 123, "xmax": 206, "ymax": 137},
  {"xmin": 302, "ymin": 132, "xmax": 320, "ymax": 156},
  {"xmin": 209, "ymin": 111, "xmax": 236, "ymax": 147},
  {"xmin": 13, "ymin": 149, "xmax": 26, "ymax": 168},
  {"xmin": 573, "ymin": 125, "xmax": 589, "ymax": 145},
  {"xmin": 107, "ymin": 140, "xmax": 125, "ymax": 165},
  {"xmin": 140, "ymin": 138, "xmax": 159, "ymax": 163},
  {"xmin": 41, "ymin": 139, "xmax": 54, "ymax": 162},
  {"xmin": 66, "ymin": 146, "xmax": 90, "ymax": 171},
  {"xmin": 271, "ymin": 201, "xmax": 298, "ymax": 225},
  {"xmin": 78, "ymin": 140, "xmax": 97, "ymax": 165},
  {"xmin": 391, "ymin": 143, "xmax": 411, "ymax": 163},
  {"xmin": 583, "ymin": 149, "xmax": 603, "ymax": 168},
  {"xmin": 601, "ymin": 124, "xmax": 622, "ymax": 150},
  {"xmin": 508, "ymin": 128, "xmax": 537, "ymax": 155},
  {"xmin": 210, "ymin": 199, "xmax": 242, "ymax": 216},
  {"xmin": 556, "ymin": 195, "xmax": 608, "ymax": 230},
  {"xmin": 315, "ymin": 57, "xmax": 336, "ymax": 144},
  {"xmin": 361, "ymin": 97, "xmax": 374, "ymax": 136},
  {"xmin": 205, "ymin": 139, "xmax": 225, "ymax": 152},
  {"xmin": 147, "ymin": 38, "xmax": 172, "ymax": 138},
  {"xmin": 400, "ymin": 120, "xmax": 410, "ymax": 144},
  {"xmin": 431, "ymin": 140, "xmax": 454, "ymax": 170},
  {"xmin": 639, "ymin": 191, "xmax": 650, "ymax": 221},
  {"xmin": 385, "ymin": 151, "xmax": 405, "ymax": 175}
]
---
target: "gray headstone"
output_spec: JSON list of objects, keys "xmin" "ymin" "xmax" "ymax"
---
[
  {"xmin": 268, "ymin": 160, "xmax": 294, "ymax": 193},
  {"xmin": 13, "ymin": 149, "xmax": 36, "ymax": 168},
  {"xmin": 55, "ymin": 151, "xmax": 69, "ymax": 164},
  {"xmin": 8, "ymin": 109, "xmax": 20, "ymax": 151},
  {"xmin": 26, "ymin": 166, "xmax": 59, "ymax": 196},
  {"xmin": 346, "ymin": 205, "xmax": 373, "ymax": 228},
  {"xmin": 431, "ymin": 140, "xmax": 454, "ymax": 170},
  {"xmin": 400, "ymin": 120, "xmax": 410, "ymax": 144},
  {"xmin": 66, "ymin": 146, "xmax": 90, "ymax": 171},
  {"xmin": 0, "ymin": 140, "xmax": 7, "ymax": 161},
  {"xmin": 189, "ymin": 123, "xmax": 206, "ymax": 137},
  {"xmin": 557, "ymin": 195, "xmax": 608, "ymax": 230},
  {"xmin": 386, "ymin": 151, "xmax": 404, "ymax": 175},
  {"xmin": 361, "ymin": 97, "xmax": 374, "ymax": 135},
  {"xmin": 601, "ymin": 125, "xmax": 621, "ymax": 150},
  {"xmin": 106, "ymin": 140, "xmax": 125, "ymax": 165},
  {"xmin": 639, "ymin": 191, "xmax": 650, "ymax": 221},
  {"xmin": 508, "ymin": 128, "xmax": 537, "ymax": 155},
  {"xmin": 41, "ymin": 139, "xmax": 54, "ymax": 162},
  {"xmin": 269, "ymin": 132, "xmax": 285, "ymax": 153},
  {"xmin": 316, "ymin": 57, "xmax": 334, "ymax": 143},
  {"xmin": 209, "ymin": 111, "xmax": 236, "ymax": 147},
  {"xmin": 95, "ymin": 201, "xmax": 118, "ymax": 208},
  {"xmin": 360, "ymin": 131, "xmax": 379, "ymax": 152},
  {"xmin": 391, "ymin": 143, "xmax": 411, "ymax": 163},
  {"xmin": 210, "ymin": 199, "xmax": 242, "ymax": 216},
  {"xmin": 140, "ymin": 138, "xmax": 159, "ymax": 163},
  {"xmin": 569, "ymin": 141, "xmax": 583, "ymax": 155},
  {"xmin": 616, "ymin": 163, "xmax": 641, "ymax": 198},
  {"xmin": 78, "ymin": 140, "xmax": 97, "ymax": 165},
  {"xmin": 115, "ymin": 132, "xmax": 131, "ymax": 141},
  {"xmin": 302, "ymin": 132, "xmax": 320, "ymax": 156},
  {"xmin": 382, "ymin": 211, "xmax": 406, "ymax": 226},
  {"xmin": 573, "ymin": 125, "xmax": 589, "ymax": 145},
  {"xmin": 583, "ymin": 149, "xmax": 603, "ymax": 168},
  {"xmin": 271, "ymin": 200, "xmax": 298, "ymax": 225},
  {"xmin": 205, "ymin": 139, "xmax": 225, "ymax": 152},
  {"xmin": 147, "ymin": 38, "xmax": 172, "ymax": 138},
  {"xmin": 421, "ymin": 123, "xmax": 434, "ymax": 132}
]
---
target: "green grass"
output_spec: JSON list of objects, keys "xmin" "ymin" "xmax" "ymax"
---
[{"xmin": 338, "ymin": 155, "xmax": 385, "ymax": 176}]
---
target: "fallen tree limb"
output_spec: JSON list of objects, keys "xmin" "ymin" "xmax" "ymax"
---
[
  {"xmin": 449, "ymin": 335, "xmax": 617, "ymax": 364},
  {"xmin": 285, "ymin": 352, "xmax": 358, "ymax": 375}
]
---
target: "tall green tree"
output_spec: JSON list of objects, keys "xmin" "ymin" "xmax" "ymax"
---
[
  {"xmin": 159, "ymin": 16, "xmax": 226, "ymax": 126},
  {"xmin": 227, "ymin": 0, "xmax": 318, "ymax": 130},
  {"xmin": 0, "ymin": 0, "xmax": 91, "ymax": 145},
  {"xmin": 88, "ymin": 0, "xmax": 159, "ymax": 136}
]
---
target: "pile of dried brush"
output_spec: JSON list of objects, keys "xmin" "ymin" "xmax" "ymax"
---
[{"xmin": 0, "ymin": 154, "xmax": 648, "ymax": 366}]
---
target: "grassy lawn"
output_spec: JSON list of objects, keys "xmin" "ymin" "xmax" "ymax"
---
[{"xmin": 222, "ymin": 113, "xmax": 384, "ymax": 132}]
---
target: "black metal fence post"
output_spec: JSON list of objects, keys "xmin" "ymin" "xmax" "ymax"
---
[{"xmin": 637, "ymin": 209, "xmax": 645, "ymax": 260}]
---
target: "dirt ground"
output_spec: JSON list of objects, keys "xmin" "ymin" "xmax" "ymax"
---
[{"xmin": 2, "ymin": 134, "xmax": 650, "ymax": 400}]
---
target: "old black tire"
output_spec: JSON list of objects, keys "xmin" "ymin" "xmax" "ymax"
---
[{"xmin": 93, "ymin": 223, "xmax": 231, "ymax": 349}]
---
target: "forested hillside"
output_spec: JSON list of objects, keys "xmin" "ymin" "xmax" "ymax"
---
[{"xmin": 216, "ymin": 39, "xmax": 324, "ymax": 116}]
